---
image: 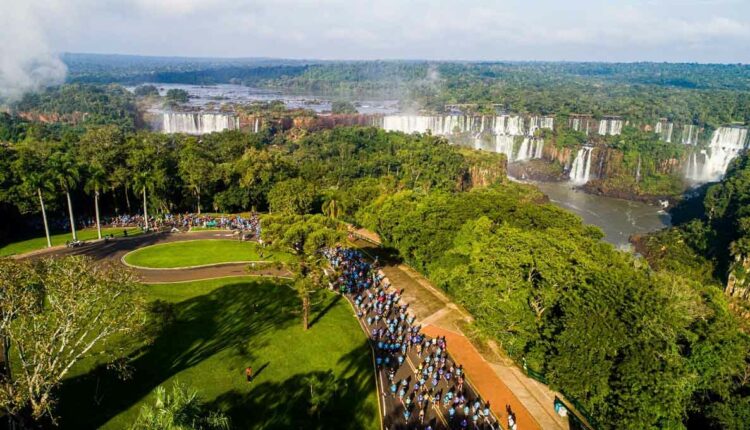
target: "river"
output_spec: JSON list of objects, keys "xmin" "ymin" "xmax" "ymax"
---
[{"xmin": 532, "ymin": 182, "xmax": 671, "ymax": 250}]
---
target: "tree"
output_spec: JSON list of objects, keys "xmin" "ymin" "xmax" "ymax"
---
[
  {"xmin": 165, "ymin": 89, "xmax": 189, "ymax": 104},
  {"xmin": 262, "ymin": 214, "xmax": 345, "ymax": 329},
  {"xmin": 11, "ymin": 142, "xmax": 55, "ymax": 248},
  {"xmin": 127, "ymin": 134, "xmax": 171, "ymax": 230},
  {"xmin": 330, "ymin": 100, "xmax": 357, "ymax": 114},
  {"xmin": 85, "ymin": 165, "xmax": 108, "ymax": 240},
  {"xmin": 133, "ymin": 85, "xmax": 159, "ymax": 98},
  {"xmin": 49, "ymin": 147, "xmax": 81, "ymax": 241},
  {"xmin": 131, "ymin": 382, "xmax": 230, "ymax": 430},
  {"xmin": 77, "ymin": 126, "xmax": 126, "ymax": 216},
  {"xmin": 321, "ymin": 193, "xmax": 345, "ymax": 220},
  {"xmin": 0, "ymin": 257, "xmax": 144, "ymax": 426},
  {"xmin": 178, "ymin": 140, "xmax": 216, "ymax": 214},
  {"xmin": 267, "ymin": 178, "xmax": 316, "ymax": 215},
  {"xmin": 303, "ymin": 371, "xmax": 341, "ymax": 417}
]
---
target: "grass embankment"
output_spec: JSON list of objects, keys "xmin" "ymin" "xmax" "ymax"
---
[
  {"xmin": 57, "ymin": 277, "xmax": 379, "ymax": 429},
  {"xmin": 123, "ymin": 240, "xmax": 295, "ymax": 268},
  {"xmin": 0, "ymin": 227, "xmax": 142, "ymax": 257}
]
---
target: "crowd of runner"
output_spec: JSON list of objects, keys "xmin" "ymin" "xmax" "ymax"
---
[
  {"xmin": 40, "ymin": 213, "xmax": 262, "ymax": 237},
  {"xmin": 325, "ymin": 246, "xmax": 498, "ymax": 430}
]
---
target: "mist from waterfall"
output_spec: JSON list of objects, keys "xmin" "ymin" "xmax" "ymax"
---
[
  {"xmin": 685, "ymin": 127, "xmax": 748, "ymax": 183},
  {"xmin": 163, "ymin": 112, "xmax": 240, "ymax": 134}
]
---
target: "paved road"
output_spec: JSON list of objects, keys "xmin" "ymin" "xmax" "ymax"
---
[
  {"xmin": 350, "ymin": 229, "xmax": 571, "ymax": 430},
  {"xmin": 21, "ymin": 230, "xmax": 291, "ymax": 282}
]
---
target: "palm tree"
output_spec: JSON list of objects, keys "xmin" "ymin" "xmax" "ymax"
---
[
  {"xmin": 131, "ymin": 382, "xmax": 230, "ymax": 430},
  {"xmin": 322, "ymin": 197, "xmax": 345, "ymax": 220},
  {"xmin": 13, "ymin": 142, "xmax": 54, "ymax": 248},
  {"xmin": 132, "ymin": 171, "xmax": 150, "ymax": 231},
  {"xmin": 85, "ymin": 166, "xmax": 108, "ymax": 240},
  {"xmin": 50, "ymin": 150, "xmax": 81, "ymax": 241}
]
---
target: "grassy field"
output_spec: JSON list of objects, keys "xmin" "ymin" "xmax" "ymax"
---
[
  {"xmin": 56, "ymin": 277, "xmax": 379, "ymax": 429},
  {"xmin": 0, "ymin": 227, "xmax": 142, "ymax": 257},
  {"xmin": 123, "ymin": 240, "xmax": 295, "ymax": 268}
]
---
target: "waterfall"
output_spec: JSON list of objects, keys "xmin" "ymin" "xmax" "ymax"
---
[
  {"xmin": 570, "ymin": 117, "xmax": 591, "ymax": 135},
  {"xmin": 380, "ymin": 114, "xmax": 552, "ymax": 140},
  {"xmin": 162, "ymin": 112, "xmax": 239, "ymax": 134},
  {"xmin": 382, "ymin": 115, "xmax": 481, "ymax": 135},
  {"xmin": 494, "ymin": 135, "xmax": 515, "ymax": 160},
  {"xmin": 681, "ymin": 124, "xmax": 699, "ymax": 145},
  {"xmin": 514, "ymin": 138, "xmax": 545, "ymax": 161},
  {"xmin": 569, "ymin": 147, "xmax": 594, "ymax": 185},
  {"xmin": 635, "ymin": 155, "xmax": 642, "ymax": 183},
  {"xmin": 527, "ymin": 116, "xmax": 554, "ymax": 136},
  {"xmin": 685, "ymin": 127, "xmax": 748, "ymax": 183},
  {"xmin": 534, "ymin": 138, "xmax": 545, "ymax": 159},
  {"xmin": 516, "ymin": 138, "xmax": 530, "ymax": 161},
  {"xmin": 655, "ymin": 121, "xmax": 673, "ymax": 142},
  {"xmin": 254, "ymin": 118, "xmax": 260, "ymax": 133},
  {"xmin": 598, "ymin": 119, "xmax": 623, "ymax": 136}
]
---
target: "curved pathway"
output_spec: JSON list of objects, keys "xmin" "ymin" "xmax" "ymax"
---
[
  {"xmin": 19, "ymin": 230, "xmax": 290, "ymax": 282},
  {"xmin": 350, "ymin": 227, "xmax": 572, "ymax": 430},
  {"xmin": 18, "ymin": 228, "xmax": 567, "ymax": 430}
]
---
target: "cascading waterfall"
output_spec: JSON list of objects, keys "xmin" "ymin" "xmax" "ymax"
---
[
  {"xmin": 514, "ymin": 138, "xmax": 545, "ymax": 161},
  {"xmin": 380, "ymin": 114, "xmax": 552, "ymax": 162},
  {"xmin": 162, "ymin": 112, "xmax": 239, "ymax": 134},
  {"xmin": 569, "ymin": 117, "xmax": 591, "ymax": 135},
  {"xmin": 598, "ymin": 118, "xmax": 623, "ymax": 136},
  {"xmin": 569, "ymin": 147, "xmax": 594, "ymax": 185},
  {"xmin": 685, "ymin": 127, "xmax": 749, "ymax": 183},
  {"xmin": 495, "ymin": 135, "xmax": 515, "ymax": 160},
  {"xmin": 681, "ymin": 124, "xmax": 699, "ymax": 145},
  {"xmin": 253, "ymin": 118, "xmax": 260, "ymax": 133},
  {"xmin": 655, "ymin": 121, "xmax": 673, "ymax": 142}
]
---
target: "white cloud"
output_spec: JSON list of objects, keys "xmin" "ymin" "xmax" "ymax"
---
[{"xmin": 2, "ymin": 0, "xmax": 749, "ymax": 62}]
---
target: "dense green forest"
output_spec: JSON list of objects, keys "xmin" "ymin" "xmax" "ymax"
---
[
  {"xmin": 357, "ymin": 182, "xmax": 750, "ymax": 429},
  {"xmin": 2, "ymin": 59, "xmax": 750, "ymax": 429},
  {"xmin": 2, "ymin": 104, "xmax": 749, "ymax": 428},
  {"xmin": 60, "ymin": 54, "xmax": 750, "ymax": 126}
]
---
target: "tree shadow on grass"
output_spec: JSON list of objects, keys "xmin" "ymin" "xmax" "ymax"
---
[
  {"xmin": 308, "ymin": 294, "xmax": 342, "ymax": 329},
  {"xmin": 55, "ymin": 278, "xmax": 297, "ymax": 429},
  {"xmin": 207, "ymin": 338, "xmax": 378, "ymax": 430}
]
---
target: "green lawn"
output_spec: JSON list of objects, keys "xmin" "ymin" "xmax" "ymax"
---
[
  {"xmin": 123, "ymin": 240, "xmax": 295, "ymax": 268},
  {"xmin": 0, "ymin": 227, "xmax": 142, "ymax": 257},
  {"xmin": 56, "ymin": 277, "xmax": 379, "ymax": 429}
]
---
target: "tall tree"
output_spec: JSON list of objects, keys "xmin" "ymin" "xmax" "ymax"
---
[
  {"xmin": 11, "ymin": 141, "xmax": 55, "ymax": 248},
  {"xmin": 85, "ymin": 165, "xmax": 108, "ymax": 240},
  {"xmin": 49, "ymin": 148, "xmax": 80, "ymax": 241},
  {"xmin": 178, "ymin": 140, "xmax": 216, "ymax": 214},
  {"xmin": 127, "ymin": 134, "xmax": 170, "ymax": 230}
]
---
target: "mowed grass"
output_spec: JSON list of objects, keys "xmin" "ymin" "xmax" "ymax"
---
[
  {"xmin": 56, "ymin": 277, "xmax": 379, "ymax": 429},
  {"xmin": 0, "ymin": 227, "xmax": 142, "ymax": 257},
  {"xmin": 123, "ymin": 240, "xmax": 295, "ymax": 268}
]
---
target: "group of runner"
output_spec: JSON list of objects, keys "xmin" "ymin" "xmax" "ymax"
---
[
  {"xmin": 72, "ymin": 212, "xmax": 263, "ymax": 235},
  {"xmin": 325, "ymin": 246, "xmax": 498, "ymax": 430}
]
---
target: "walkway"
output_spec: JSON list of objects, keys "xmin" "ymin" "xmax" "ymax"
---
[
  {"xmin": 350, "ymin": 227, "xmax": 569, "ymax": 430},
  {"xmin": 18, "ymin": 230, "xmax": 292, "ymax": 282}
]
